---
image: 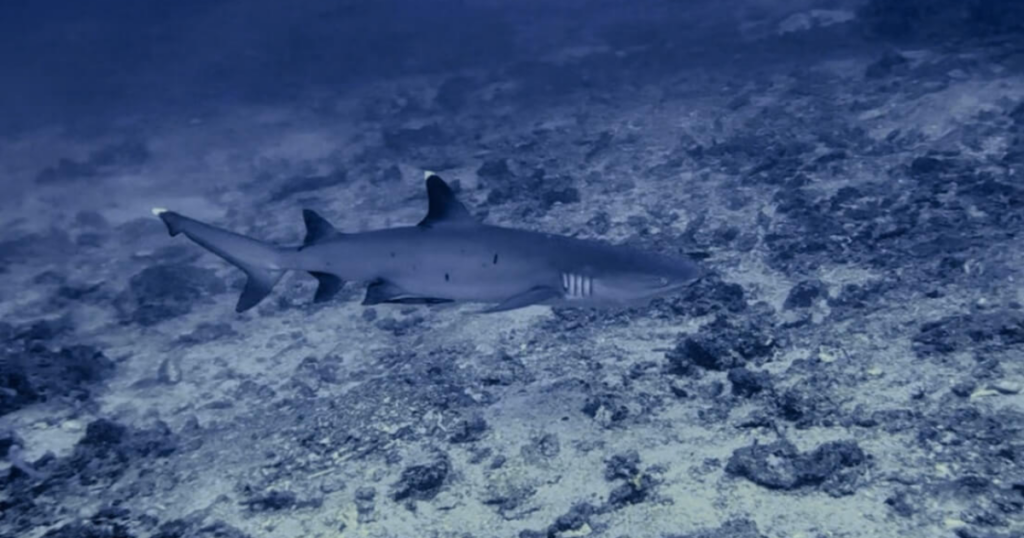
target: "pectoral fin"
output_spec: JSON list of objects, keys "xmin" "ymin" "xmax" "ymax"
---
[
  {"xmin": 309, "ymin": 272, "xmax": 344, "ymax": 303},
  {"xmin": 479, "ymin": 286, "xmax": 561, "ymax": 313}
]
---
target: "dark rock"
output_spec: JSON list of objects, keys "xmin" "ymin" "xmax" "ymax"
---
[
  {"xmin": 587, "ymin": 211, "xmax": 612, "ymax": 236},
  {"xmin": 586, "ymin": 131, "xmax": 614, "ymax": 159},
  {"xmin": 581, "ymin": 394, "xmax": 629, "ymax": 424},
  {"xmin": 866, "ymin": 408, "xmax": 920, "ymax": 433},
  {"xmin": 374, "ymin": 314, "xmax": 425, "ymax": 336},
  {"xmin": 665, "ymin": 317, "xmax": 775, "ymax": 374},
  {"xmin": 482, "ymin": 480, "xmax": 537, "ymax": 519},
  {"xmin": 130, "ymin": 421, "xmax": 178, "ymax": 458},
  {"xmin": 467, "ymin": 446, "xmax": 493, "ymax": 464},
  {"xmin": 448, "ymin": 414, "xmax": 488, "ymax": 444},
  {"xmin": 70, "ymin": 419, "xmax": 178, "ymax": 486},
  {"xmin": 604, "ymin": 451, "xmax": 641, "ymax": 481},
  {"xmin": 0, "ymin": 429, "xmax": 14, "ymax": 458},
  {"xmin": 725, "ymin": 439, "xmax": 867, "ymax": 496},
  {"xmin": 665, "ymin": 518, "xmax": 766, "ymax": 538},
  {"xmin": 81, "ymin": 419, "xmax": 128, "ymax": 448},
  {"xmin": 666, "ymin": 338, "xmax": 719, "ymax": 375},
  {"xmin": 290, "ymin": 356, "xmax": 341, "ymax": 395},
  {"xmin": 602, "ymin": 450, "xmax": 655, "ymax": 508},
  {"xmin": 392, "ymin": 456, "xmax": 450, "ymax": 502},
  {"xmin": 118, "ymin": 264, "xmax": 226, "ymax": 326},
  {"xmin": 234, "ymin": 380, "xmax": 276, "ymax": 401},
  {"xmin": 727, "ymin": 367, "xmax": 773, "ymax": 398},
  {"xmin": 354, "ymin": 486, "xmax": 376, "ymax": 523},
  {"xmin": 885, "ymin": 490, "xmax": 916, "ymax": 517},
  {"xmin": 41, "ymin": 521, "xmax": 135, "ymax": 538},
  {"xmin": 13, "ymin": 316, "xmax": 73, "ymax": 343},
  {"xmin": 951, "ymin": 380, "xmax": 977, "ymax": 398},
  {"xmin": 153, "ymin": 520, "xmax": 253, "ymax": 538},
  {"xmin": 550, "ymin": 503, "xmax": 595, "ymax": 533},
  {"xmin": 910, "ymin": 155, "xmax": 958, "ymax": 178},
  {"xmin": 608, "ymin": 474, "xmax": 654, "ymax": 507},
  {"xmin": 480, "ymin": 351, "xmax": 532, "ymax": 386},
  {"xmin": 775, "ymin": 387, "xmax": 837, "ymax": 428},
  {"xmin": 1, "ymin": 339, "xmax": 114, "ymax": 417},
  {"xmin": 541, "ymin": 187, "xmax": 580, "ymax": 208},
  {"xmin": 913, "ymin": 312, "xmax": 1024, "ymax": 358},
  {"xmin": 476, "ymin": 158, "xmax": 513, "ymax": 182},
  {"xmin": 521, "ymin": 433, "xmax": 561, "ymax": 464},
  {"xmin": 783, "ymin": 280, "xmax": 826, "ymax": 309},
  {"xmin": 698, "ymin": 381, "xmax": 725, "ymax": 400},
  {"xmin": 0, "ymin": 363, "xmax": 38, "ymax": 417},
  {"xmin": 827, "ymin": 279, "xmax": 893, "ymax": 313},
  {"xmin": 666, "ymin": 278, "xmax": 747, "ymax": 317},
  {"xmin": 241, "ymin": 490, "xmax": 297, "ymax": 512}
]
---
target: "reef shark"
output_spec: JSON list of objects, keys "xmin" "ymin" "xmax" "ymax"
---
[{"xmin": 152, "ymin": 172, "xmax": 704, "ymax": 313}]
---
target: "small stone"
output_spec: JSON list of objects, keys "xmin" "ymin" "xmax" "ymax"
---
[
  {"xmin": 950, "ymin": 380, "xmax": 976, "ymax": 398},
  {"xmin": 604, "ymin": 451, "xmax": 641, "ymax": 481},
  {"xmin": 449, "ymin": 415, "xmax": 488, "ymax": 444},
  {"xmin": 61, "ymin": 420, "xmax": 84, "ymax": 432},
  {"xmin": 392, "ymin": 456, "xmax": 450, "ymax": 502},
  {"xmin": 157, "ymin": 357, "xmax": 183, "ymax": 385},
  {"xmin": 241, "ymin": 490, "xmax": 296, "ymax": 512},
  {"xmin": 668, "ymin": 379, "xmax": 689, "ymax": 398},
  {"xmin": 784, "ymin": 280, "xmax": 825, "ymax": 309},
  {"xmin": 727, "ymin": 367, "xmax": 772, "ymax": 398}
]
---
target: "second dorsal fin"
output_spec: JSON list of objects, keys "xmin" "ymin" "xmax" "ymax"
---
[
  {"xmin": 302, "ymin": 209, "xmax": 342, "ymax": 248},
  {"xmin": 418, "ymin": 172, "xmax": 477, "ymax": 228}
]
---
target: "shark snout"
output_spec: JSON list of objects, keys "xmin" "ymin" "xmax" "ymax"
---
[{"xmin": 657, "ymin": 255, "xmax": 705, "ymax": 289}]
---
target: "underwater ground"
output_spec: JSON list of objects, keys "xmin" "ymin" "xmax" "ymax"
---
[{"xmin": 2, "ymin": 1, "xmax": 1023, "ymax": 537}]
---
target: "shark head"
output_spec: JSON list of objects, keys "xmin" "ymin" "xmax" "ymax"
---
[{"xmin": 582, "ymin": 247, "xmax": 705, "ymax": 306}]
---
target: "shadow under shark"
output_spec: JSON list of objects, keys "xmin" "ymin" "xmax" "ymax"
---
[{"xmin": 153, "ymin": 172, "xmax": 705, "ymax": 313}]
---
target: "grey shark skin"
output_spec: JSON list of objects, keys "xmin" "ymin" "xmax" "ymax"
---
[{"xmin": 152, "ymin": 173, "xmax": 705, "ymax": 313}]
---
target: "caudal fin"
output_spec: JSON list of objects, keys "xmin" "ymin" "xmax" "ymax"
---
[{"xmin": 152, "ymin": 208, "xmax": 288, "ymax": 312}]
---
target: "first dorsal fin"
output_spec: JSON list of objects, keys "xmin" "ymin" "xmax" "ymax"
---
[
  {"xmin": 418, "ymin": 172, "xmax": 477, "ymax": 228},
  {"xmin": 302, "ymin": 209, "xmax": 342, "ymax": 248}
]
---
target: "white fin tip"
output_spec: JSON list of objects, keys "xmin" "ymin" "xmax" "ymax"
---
[
  {"xmin": 151, "ymin": 207, "xmax": 168, "ymax": 216},
  {"xmin": 424, "ymin": 170, "xmax": 437, "ymax": 181}
]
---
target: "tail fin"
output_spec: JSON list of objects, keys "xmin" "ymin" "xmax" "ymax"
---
[{"xmin": 152, "ymin": 208, "xmax": 288, "ymax": 312}]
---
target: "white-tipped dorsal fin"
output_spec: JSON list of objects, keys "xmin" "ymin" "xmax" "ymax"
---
[
  {"xmin": 424, "ymin": 170, "xmax": 436, "ymax": 181},
  {"xmin": 151, "ymin": 207, "xmax": 168, "ymax": 216},
  {"xmin": 418, "ymin": 172, "xmax": 477, "ymax": 228}
]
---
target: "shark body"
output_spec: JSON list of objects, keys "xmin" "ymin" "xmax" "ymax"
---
[{"xmin": 154, "ymin": 173, "xmax": 704, "ymax": 313}]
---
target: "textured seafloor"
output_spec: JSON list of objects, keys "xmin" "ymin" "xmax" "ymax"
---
[{"xmin": 2, "ymin": 3, "xmax": 1024, "ymax": 538}]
